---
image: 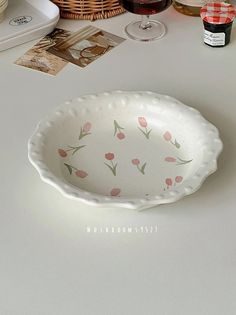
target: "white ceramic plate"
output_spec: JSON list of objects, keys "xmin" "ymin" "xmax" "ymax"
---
[{"xmin": 28, "ymin": 91, "xmax": 223, "ymax": 210}]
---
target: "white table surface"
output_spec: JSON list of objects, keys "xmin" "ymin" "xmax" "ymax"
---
[{"xmin": 0, "ymin": 5, "xmax": 236, "ymax": 315}]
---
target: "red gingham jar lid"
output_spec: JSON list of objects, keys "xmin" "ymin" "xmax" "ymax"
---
[{"xmin": 200, "ymin": 2, "xmax": 236, "ymax": 24}]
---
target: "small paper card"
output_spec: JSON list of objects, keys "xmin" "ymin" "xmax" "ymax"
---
[
  {"xmin": 15, "ymin": 28, "xmax": 72, "ymax": 75},
  {"xmin": 47, "ymin": 25, "xmax": 125, "ymax": 68}
]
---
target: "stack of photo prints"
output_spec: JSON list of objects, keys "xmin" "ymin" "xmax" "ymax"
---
[{"xmin": 15, "ymin": 26, "xmax": 125, "ymax": 75}]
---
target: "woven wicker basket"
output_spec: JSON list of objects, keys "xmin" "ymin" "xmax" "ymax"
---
[{"xmin": 51, "ymin": 0, "xmax": 125, "ymax": 20}]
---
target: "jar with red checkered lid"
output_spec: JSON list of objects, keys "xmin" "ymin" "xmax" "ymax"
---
[{"xmin": 200, "ymin": 2, "xmax": 236, "ymax": 47}]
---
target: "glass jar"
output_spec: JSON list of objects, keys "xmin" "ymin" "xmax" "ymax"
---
[
  {"xmin": 173, "ymin": 0, "xmax": 227, "ymax": 16},
  {"xmin": 200, "ymin": 2, "xmax": 235, "ymax": 46}
]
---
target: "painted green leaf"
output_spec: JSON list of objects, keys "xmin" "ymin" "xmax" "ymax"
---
[
  {"xmin": 64, "ymin": 163, "xmax": 73, "ymax": 175},
  {"xmin": 175, "ymin": 139, "xmax": 181, "ymax": 149},
  {"xmin": 138, "ymin": 127, "xmax": 149, "ymax": 139},
  {"xmin": 146, "ymin": 129, "xmax": 152, "ymax": 139},
  {"xmin": 114, "ymin": 120, "xmax": 118, "ymax": 136},
  {"xmin": 82, "ymin": 132, "xmax": 91, "ymax": 138},
  {"xmin": 104, "ymin": 163, "xmax": 116, "ymax": 176},
  {"xmin": 141, "ymin": 162, "xmax": 147, "ymax": 174},
  {"xmin": 114, "ymin": 120, "xmax": 124, "ymax": 130},
  {"xmin": 177, "ymin": 157, "xmax": 193, "ymax": 165},
  {"xmin": 78, "ymin": 127, "xmax": 83, "ymax": 140},
  {"xmin": 113, "ymin": 163, "xmax": 117, "ymax": 176},
  {"xmin": 72, "ymin": 145, "xmax": 86, "ymax": 155}
]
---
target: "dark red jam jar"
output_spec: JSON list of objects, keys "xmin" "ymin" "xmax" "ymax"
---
[{"xmin": 200, "ymin": 2, "xmax": 236, "ymax": 47}]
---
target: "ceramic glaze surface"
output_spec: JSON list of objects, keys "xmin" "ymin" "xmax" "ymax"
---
[{"xmin": 28, "ymin": 91, "xmax": 223, "ymax": 209}]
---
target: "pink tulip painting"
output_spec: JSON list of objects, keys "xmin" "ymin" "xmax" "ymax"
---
[
  {"xmin": 79, "ymin": 121, "xmax": 92, "ymax": 140},
  {"xmin": 82, "ymin": 122, "xmax": 92, "ymax": 133},
  {"xmin": 58, "ymin": 149, "xmax": 67, "ymax": 158},
  {"xmin": 175, "ymin": 176, "xmax": 183, "ymax": 183},
  {"xmin": 164, "ymin": 157, "xmax": 177, "ymax": 163},
  {"xmin": 163, "ymin": 131, "xmax": 172, "ymax": 141},
  {"xmin": 164, "ymin": 156, "xmax": 193, "ymax": 165},
  {"xmin": 117, "ymin": 132, "xmax": 125, "ymax": 140},
  {"xmin": 164, "ymin": 176, "xmax": 184, "ymax": 190},
  {"xmin": 132, "ymin": 159, "xmax": 140, "ymax": 165},
  {"xmin": 163, "ymin": 131, "xmax": 180, "ymax": 149},
  {"xmin": 104, "ymin": 152, "xmax": 117, "ymax": 176},
  {"xmin": 165, "ymin": 178, "xmax": 173, "ymax": 188},
  {"xmin": 110, "ymin": 188, "xmax": 121, "ymax": 197},
  {"xmin": 138, "ymin": 117, "xmax": 147, "ymax": 128},
  {"xmin": 114, "ymin": 120, "xmax": 125, "ymax": 140},
  {"xmin": 58, "ymin": 144, "xmax": 86, "ymax": 157},
  {"xmin": 75, "ymin": 170, "xmax": 88, "ymax": 178},
  {"xmin": 137, "ymin": 117, "xmax": 152, "ymax": 139},
  {"xmin": 105, "ymin": 152, "xmax": 114, "ymax": 160},
  {"xmin": 64, "ymin": 163, "xmax": 88, "ymax": 178},
  {"xmin": 132, "ymin": 158, "xmax": 146, "ymax": 175},
  {"xmin": 57, "ymin": 122, "xmax": 91, "ymax": 158}
]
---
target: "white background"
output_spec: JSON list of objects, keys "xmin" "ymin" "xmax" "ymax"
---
[{"xmin": 0, "ymin": 4, "xmax": 236, "ymax": 315}]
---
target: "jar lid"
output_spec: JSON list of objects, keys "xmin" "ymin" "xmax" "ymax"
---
[{"xmin": 200, "ymin": 2, "xmax": 236, "ymax": 24}]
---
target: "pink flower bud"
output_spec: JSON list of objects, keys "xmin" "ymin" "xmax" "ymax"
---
[
  {"xmin": 110, "ymin": 188, "xmax": 121, "ymax": 196},
  {"xmin": 175, "ymin": 176, "xmax": 183, "ymax": 183},
  {"xmin": 75, "ymin": 170, "xmax": 88, "ymax": 178},
  {"xmin": 117, "ymin": 132, "xmax": 125, "ymax": 140},
  {"xmin": 132, "ymin": 159, "xmax": 140, "ymax": 165},
  {"xmin": 165, "ymin": 178, "xmax": 173, "ymax": 186},
  {"xmin": 105, "ymin": 153, "xmax": 114, "ymax": 160},
  {"xmin": 163, "ymin": 131, "xmax": 172, "ymax": 141},
  {"xmin": 165, "ymin": 157, "xmax": 176, "ymax": 162},
  {"xmin": 82, "ymin": 122, "xmax": 92, "ymax": 132},
  {"xmin": 58, "ymin": 149, "xmax": 67, "ymax": 157},
  {"xmin": 138, "ymin": 117, "xmax": 147, "ymax": 128}
]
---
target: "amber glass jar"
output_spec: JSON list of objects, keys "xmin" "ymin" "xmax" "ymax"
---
[{"xmin": 173, "ymin": 0, "xmax": 227, "ymax": 16}]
